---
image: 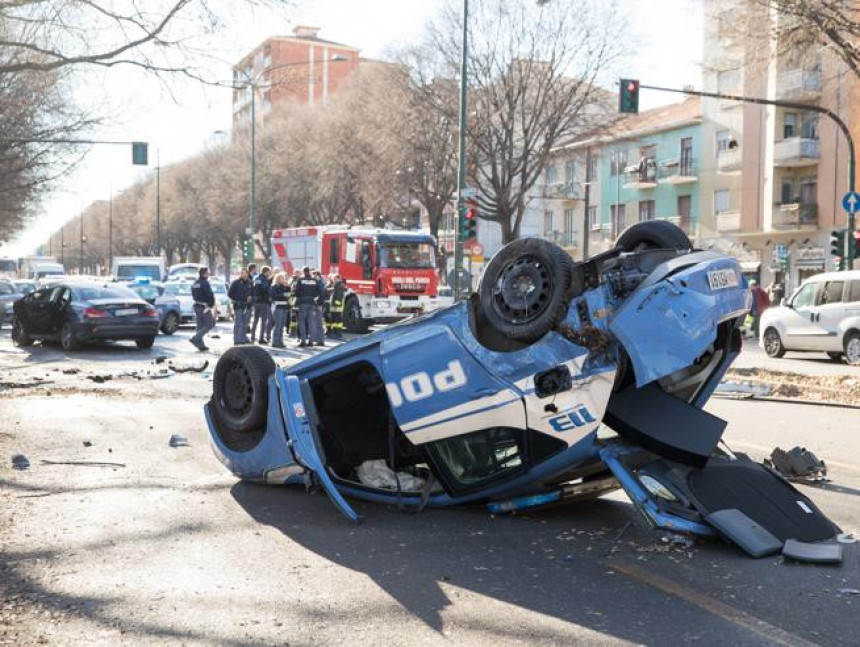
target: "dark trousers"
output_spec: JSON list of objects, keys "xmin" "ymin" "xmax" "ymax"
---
[
  {"xmin": 190, "ymin": 305, "xmax": 215, "ymax": 346},
  {"xmin": 251, "ymin": 302, "xmax": 272, "ymax": 341}
]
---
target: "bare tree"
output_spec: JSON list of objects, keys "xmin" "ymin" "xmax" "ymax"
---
[{"xmin": 412, "ymin": 0, "xmax": 620, "ymax": 243}]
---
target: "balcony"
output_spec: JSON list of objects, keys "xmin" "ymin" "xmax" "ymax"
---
[
  {"xmin": 657, "ymin": 158, "xmax": 697, "ymax": 185},
  {"xmin": 717, "ymin": 148, "xmax": 742, "ymax": 174},
  {"xmin": 776, "ymin": 69, "xmax": 822, "ymax": 102},
  {"xmin": 715, "ymin": 210, "xmax": 741, "ymax": 233},
  {"xmin": 542, "ymin": 182, "xmax": 585, "ymax": 201},
  {"xmin": 623, "ymin": 160, "xmax": 657, "ymax": 189},
  {"xmin": 772, "ymin": 202, "xmax": 818, "ymax": 229},
  {"xmin": 773, "ymin": 138, "xmax": 820, "ymax": 167}
]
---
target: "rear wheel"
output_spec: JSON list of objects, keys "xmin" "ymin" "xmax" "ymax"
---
[
  {"xmin": 11, "ymin": 317, "xmax": 33, "ymax": 347},
  {"xmin": 826, "ymin": 351, "xmax": 844, "ymax": 363},
  {"xmin": 210, "ymin": 346, "xmax": 276, "ymax": 451},
  {"xmin": 845, "ymin": 332, "xmax": 860, "ymax": 366},
  {"xmin": 60, "ymin": 321, "xmax": 80, "ymax": 351},
  {"xmin": 478, "ymin": 237, "xmax": 572, "ymax": 342},
  {"xmin": 343, "ymin": 296, "xmax": 370, "ymax": 334},
  {"xmin": 615, "ymin": 220, "xmax": 692, "ymax": 252},
  {"xmin": 160, "ymin": 311, "xmax": 179, "ymax": 335},
  {"xmin": 136, "ymin": 336, "xmax": 155, "ymax": 350},
  {"xmin": 762, "ymin": 327, "xmax": 785, "ymax": 358}
]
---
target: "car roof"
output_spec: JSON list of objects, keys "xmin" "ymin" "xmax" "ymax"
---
[{"xmin": 801, "ymin": 270, "xmax": 860, "ymax": 283}]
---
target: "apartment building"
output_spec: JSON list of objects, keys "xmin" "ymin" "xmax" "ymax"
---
[
  {"xmin": 232, "ymin": 26, "xmax": 361, "ymax": 128},
  {"xmin": 702, "ymin": 0, "xmax": 859, "ymax": 291}
]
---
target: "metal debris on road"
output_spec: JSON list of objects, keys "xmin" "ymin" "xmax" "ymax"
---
[
  {"xmin": 764, "ymin": 446, "xmax": 827, "ymax": 482},
  {"xmin": 167, "ymin": 360, "xmax": 209, "ymax": 373},
  {"xmin": 169, "ymin": 434, "xmax": 190, "ymax": 448},
  {"xmin": 40, "ymin": 459, "xmax": 126, "ymax": 467},
  {"xmin": 82, "ymin": 441, "xmax": 93, "ymax": 447},
  {"xmin": 10, "ymin": 454, "xmax": 29, "ymax": 470},
  {"xmin": 837, "ymin": 588, "xmax": 860, "ymax": 597}
]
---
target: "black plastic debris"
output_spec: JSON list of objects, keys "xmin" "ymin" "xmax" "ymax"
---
[
  {"xmin": 782, "ymin": 539, "xmax": 842, "ymax": 565},
  {"xmin": 83, "ymin": 441, "xmax": 93, "ymax": 448},
  {"xmin": 11, "ymin": 454, "xmax": 29, "ymax": 470},
  {"xmin": 169, "ymin": 434, "xmax": 190, "ymax": 448},
  {"xmin": 764, "ymin": 446, "xmax": 827, "ymax": 482}
]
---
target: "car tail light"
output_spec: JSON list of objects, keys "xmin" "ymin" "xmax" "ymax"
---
[
  {"xmin": 143, "ymin": 306, "xmax": 159, "ymax": 318},
  {"xmin": 83, "ymin": 307, "xmax": 108, "ymax": 318}
]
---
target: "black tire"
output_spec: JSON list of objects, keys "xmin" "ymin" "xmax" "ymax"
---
[
  {"xmin": 136, "ymin": 336, "xmax": 155, "ymax": 350},
  {"xmin": 210, "ymin": 346, "xmax": 276, "ymax": 451},
  {"xmin": 826, "ymin": 351, "xmax": 844, "ymax": 363},
  {"xmin": 160, "ymin": 312, "xmax": 179, "ymax": 335},
  {"xmin": 615, "ymin": 220, "xmax": 692, "ymax": 252},
  {"xmin": 762, "ymin": 327, "xmax": 786, "ymax": 358},
  {"xmin": 343, "ymin": 296, "xmax": 370, "ymax": 334},
  {"xmin": 845, "ymin": 331, "xmax": 860, "ymax": 367},
  {"xmin": 60, "ymin": 321, "xmax": 80, "ymax": 351},
  {"xmin": 11, "ymin": 317, "xmax": 33, "ymax": 347},
  {"xmin": 478, "ymin": 237, "xmax": 572, "ymax": 342}
]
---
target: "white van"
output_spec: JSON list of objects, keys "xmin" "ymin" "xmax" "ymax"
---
[
  {"xmin": 759, "ymin": 270, "xmax": 860, "ymax": 365},
  {"xmin": 112, "ymin": 257, "xmax": 165, "ymax": 282}
]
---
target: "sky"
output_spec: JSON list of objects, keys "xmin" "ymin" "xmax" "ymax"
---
[{"xmin": 1, "ymin": 0, "xmax": 702, "ymax": 258}]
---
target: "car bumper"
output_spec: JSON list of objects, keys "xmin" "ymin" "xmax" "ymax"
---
[{"xmin": 74, "ymin": 319, "xmax": 160, "ymax": 340}]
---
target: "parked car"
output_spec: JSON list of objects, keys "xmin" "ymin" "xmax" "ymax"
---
[
  {"xmin": 13, "ymin": 279, "xmax": 37, "ymax": 295},
  {"xmin": 203, "ymin": 222, "xmax": 841, "ymax": 562},
  {"xmin": 0, "ymin": 279, "xmax": 23, "ymax": 327},
  {"xmin": 165, "ymin": 262, "xmax": 206, "ymax": 282},
  {"xmin": 211, "ymin": 280, "xmax": 233, "ymax": 321},
  {"xmin": 12, "ymin": 281, "xmax": 160, "ymax": 350},
  {"xmin": 120, "ymin": 279, "xmax": 183, "ymax": 336},
  {"xmin": 760, "ymin": 270, "xmax": 860, "ymax": 365},
  {"xmin": 161, "ymin": 281, "xmax": 195, "ymax": 323}
]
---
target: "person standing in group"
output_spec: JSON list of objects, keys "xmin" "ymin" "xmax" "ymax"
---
[
  {"xmin": 189, "ymin": 267, "xmax": 216, "ymax": 351},
  {"xmin": 270, "ymin": 272, "xmax": 291, "ymax": 349},
  {"xmin": 294, "ymin": 266, "xmax": 324, "ymax": 348},
  {"xmin": 247, "ymin": 263, "xmax": 258, "ymax": 280},
  {"xmin": 251, "ymin": 266, "xmax": 273, "ymax": 344},
  {"xmin": 327, "ymin": 274, "xmax": 346, "ymax": 339},
  {"xmin": 748, "ymin": 279, "xmax": 771, "ymax": 339},
  {"xmin": 288, "ymin": 269, "xmax": 302, "ymax": 338},
  {"xmin": 311, "ymin": 269, "xmax": 327, "ymax": 346},
  {"xmin": 228, "ymin": 268, "xmax": 254, "ymax": 345}
]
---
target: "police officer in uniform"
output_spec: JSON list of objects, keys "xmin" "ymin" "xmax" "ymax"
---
[
  {"xmin": 270, "ymin": 272, "xmax": 291, "ymax": 348},
  {"xmin": 327, "ymin": 274, "xmax": 346, "ymax": 339},
  {"xmin": 251, "ymin": 266, "xmax": 273, "ymax": 344},
  {"xmin": 228, "ymin": 268, "xmax": 254, "ymax": 345},
  {"xmin": 189, "ymin": 267, "xmax": 215, "ymax": 351},
  {"xmin": 294, "ymin": 266, "xmax": 324, "ymax": 348}
]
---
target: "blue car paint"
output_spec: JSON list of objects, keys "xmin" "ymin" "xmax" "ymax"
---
[{"xmin": 206, "ymin": 251, "xmax": 750, "ymax": 527}]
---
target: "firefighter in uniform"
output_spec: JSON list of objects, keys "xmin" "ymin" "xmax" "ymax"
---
[
  {"xmin": 295, "ymin": 266, "xmax": 324, "ymax": 348},
  {"xmin": 327, "ymin": 274, "xmax": 346, "ymax": 339},
  {"xmin": 189, "ymin": 267, "xmax": 216, "ymax": 351},
  {"xmin": 287, "ymin": 270, "xmax": 301, "ymax": 338}
]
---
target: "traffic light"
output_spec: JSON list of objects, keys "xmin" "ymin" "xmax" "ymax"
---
[
  {"xmin": 853, "ymin": 231, "xmax": 860, "ymax": 262},
  {"xmin": 459, "ymin": 202, "xmax": 478, "ymax": 242},
  {"xmin": 619, "ymin": 78, "xmax": 640, "ymax": 114},
  {"xmin": 131, "ymin": 141, "xmax": 148, "ymax": 166},
  {"xmin": 830, "ymin": 229, "xmax": 845, "ymax": 270}
]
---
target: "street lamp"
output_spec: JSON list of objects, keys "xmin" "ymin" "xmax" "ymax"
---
[{"xmin": 235, "ymin": 54, "xmax": 349, "ymax": 263}]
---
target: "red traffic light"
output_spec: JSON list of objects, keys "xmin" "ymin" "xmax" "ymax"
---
[
  {"xmin": 626, "ymin": 80, "xmax": 638, "ymax": 92},
  {"xmin": 465, "ymin": 208, "xmax": 476, "ymax": 220}
]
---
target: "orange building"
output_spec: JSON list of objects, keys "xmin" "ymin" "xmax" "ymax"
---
[{"xmin": 232, "ymin": 26, "xmax": 361, "ymax": 128}]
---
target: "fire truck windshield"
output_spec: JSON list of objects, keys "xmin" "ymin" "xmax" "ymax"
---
[{"xmin": 378, "ymin": 243, "xmax": 436, "ymax": 269}]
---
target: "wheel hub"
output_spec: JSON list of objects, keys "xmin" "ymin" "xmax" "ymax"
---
[
  {"xmin": 493, "ymin": 255, "xmax": 552, "ymax": 324},
  {"xmin": 223, "ymin": 362, "xmax": 253, "ymax": 416},
  {"xmin": 847, "ymin": 337, "xmax": 860, "ymax": 364}
]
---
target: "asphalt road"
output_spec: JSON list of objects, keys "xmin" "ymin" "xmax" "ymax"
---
[
  {"xmin": 1, "ymin": 324, "xmax": 859, "ymax": 646},
  {"xmin": 731, "ymin": 340, "xmax": 860, "ymax": 377}
]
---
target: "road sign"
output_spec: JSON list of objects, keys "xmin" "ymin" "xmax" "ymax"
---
[
  {"xmin": 775, "ymin": 244, "xmax": 787, "ymax": 259},
  {"xmin": 842, "ymin": 191, "xmax": 860, "ymax": 213},
  {"xmin": 470, "ymin": 255, "xmax": 484, "ymax": 264},
  {"xmin": 460, "ymin": 187, "xmax": 477, "ymax": 199}
]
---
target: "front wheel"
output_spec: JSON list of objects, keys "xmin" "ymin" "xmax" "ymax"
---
[
  {"xmin": 845, "ymin": 332, "xmax": 860, "ymax": 366},
  {"xmin": 160, "ymin": 312, "xmax": 179, "ymax": 335},
  {"xmin": 762, "ymin": 327, "xmax": 785, "ymax": 358},
  {"xmin": 136, "ymin": 336, "xmax": 155, "ymax": 350},
  {"xmin": 343, "ymin": 297, "xmax": 370, "ymax": 334},
  {"xmin": 60, "ymin": 322, "xmax": 80, "ymax": 351},
  {"xmin": 11, "ymin": 318, "xmax": 33, "ymax": 347}
]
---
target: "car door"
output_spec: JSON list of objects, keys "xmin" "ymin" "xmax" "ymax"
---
[
  {"xmin": 782, "ymin": 281, "xmax": 821, "ymax": 351},
  {"xmin": 812, "ymin": 280, "xmax": 846, "ymax": 352},
  {"xmin": 19, "ymin": 288, "xmax": 54, "ymax": 335}
]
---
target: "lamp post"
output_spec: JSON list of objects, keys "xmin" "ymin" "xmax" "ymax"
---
[
  {"xmin": 454, "ymin": 0, "xmax": 469, "ymax": 300},
  {"xmin": 79, "ymin": 209, "xmax": 85, "ymax": 275},
  {"xmin": 236, "ymin": 54, "xmax": 348, "ymax": 263}
]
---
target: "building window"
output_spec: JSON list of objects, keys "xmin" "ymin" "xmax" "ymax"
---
[
  {"xmin": 680, "ymin": 138, "xmax": 693, "ymax": 175},
  {"xmin": 611, "ymin": 204, "xmax": 626, "ymax": 234},
  {"xmin": 714, "ymin": 189, "xmax": 731, "ymax": 213},
  {"xmin": 544, "ymin": 210, "xmax": 553, "ymax": 236},
  {"xmin": 589, "ymin": 206, "xmax": 599, "ymax": 230},
  {"xmin": 800, "ymin": 177, "xmax": 817, "ymax": 204},
  {"xmin": 715, "ymin": 129, "xmax": 730, "ymax": 153},
  {"xmin": 783, "ymin": 112, "xmax": 797, "ymax": 139},
  {"xmin": 610, "ymin": 150, "xmax": 628, "ymax": 176},
  {"xmin": 639, "ymin": 200, "xmax": 656, "ymax": 221},
  {"xmin": 802, "ymin": 113, "xmax": 819, "ymax": 140},
  {"xmin": 587, "ymin": 154, "xmax": 598, "ymax": 182},
  {"xmin": 780, "ymin": 179, "xmax": 795, "ymax": 204},
  {"xmin": 564, "ymin": 209, "xmax": 575, "ymax": 245},
  {"xmin": 565, "ymin": 159, "xmax": 576, "ymax": 186},
  {"xmin": 546, "ymin": 164, "xmax": 558, "ymax": 185}
]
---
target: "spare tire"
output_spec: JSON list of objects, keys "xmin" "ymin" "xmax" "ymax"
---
[
  {"xmin": 210, "ymin": 346, "xmax": 276, "ymax": 451},
  {"xmin": 616, "ymin": 220, "xmax": 692, "ymax": 252},
  {"xmin": 478, "ymin": 237, "xmax": 572, "ymax": 342}
]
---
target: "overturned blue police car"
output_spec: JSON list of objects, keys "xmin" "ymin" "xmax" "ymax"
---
[{"xmin": 204, "ymin": 222, "xmax": 842, "ymax": 561}]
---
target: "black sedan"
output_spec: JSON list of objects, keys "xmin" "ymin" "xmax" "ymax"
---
[{"xmin": 12, "ymin": 282, "xmax": 161, "ymax": 350}]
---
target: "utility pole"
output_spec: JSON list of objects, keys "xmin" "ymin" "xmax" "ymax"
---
[
  {"xmin": 582, "ymin": 147, "xmax": 591, "ymax": 260},
  {"xmin": 156, "ymin": 148, "xmax": 161, "ymax": 256},
  {"xmin": 79, "ymin": 209, "xmax": 84, "ymax": 275},
  {"xmin": 109, "ymin": 186, "xmax": 113, "ymax": 273},
  {"xmin": 454, "ymin": 0, "xmax": 469, "ymax": 300}
]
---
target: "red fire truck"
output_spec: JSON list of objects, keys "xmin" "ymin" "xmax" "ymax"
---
[{"xmin": 270, "ymin": 226, "xmax": 447, "ymax": 332}]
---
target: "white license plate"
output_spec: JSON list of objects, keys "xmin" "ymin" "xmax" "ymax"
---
[
  {"xmin": 114, "ymin": 308, "xmax": 138, "ymax": 316},
  {"xmin": 707, "ymin": 268, "xmax": 739, "ymax": 291}
]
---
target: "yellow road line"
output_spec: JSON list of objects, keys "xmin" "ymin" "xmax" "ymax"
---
[{"xmin": 607, "ymin": 558, "xmax": 820, "ymax": 647}]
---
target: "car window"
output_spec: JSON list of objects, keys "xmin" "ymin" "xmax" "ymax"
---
[
  {"xmin": 129, "ymin": 285, "xmax": 162, "ymax": 301},
  {"xmin": 164, "ymin": 283, "xmax": 191, "ymax": 296},
  {"xmin": 49, "ymin": 286, "xmax": 66, "ymax": 303},
  {"xmin": 792, "ymin": 282, "xmax": 818, "ymax": 309},
  {"xmin": 29, "ymin": 289, "xmax": 51, "ymax": 303},
  {"xmin": 0, "ymin": 282, "xmax": 14, "ymax": 295},
  {"xmin": 427, "ymin": 427, "xmax": 527, "ymax": 492},
  {"xmin": 72, "ymin": 285, "xmax": 140, "ymax": 301},
  {"xmin": 820, "ymin": 281, "xmax": 844, "ymax": 305},
  {"xmin": 211, "ymin": 283, "xmax": 226, "ymax": 294},
  {"xmin": 848, "ymin": 280, "xmax": 860, "ymax": 304}
]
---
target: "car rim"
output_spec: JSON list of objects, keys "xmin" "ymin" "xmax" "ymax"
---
[
  {"xmin": 764, "ymin": 330, "xmax": 780, "ymax": 356},
  {"xmin": 165, "ymin": 314, "xmax": 178, "ymax": 333},
  {"xmin": 222, "ymin": 361, "xmax": 254, "ymax": 417},
  {"xmin": 491, "ymin": 255, "xmax": 553, "ymax": 324},
  {"xmin": 847, "ymin": 337, "xmax": 860, "ymax": 364}
]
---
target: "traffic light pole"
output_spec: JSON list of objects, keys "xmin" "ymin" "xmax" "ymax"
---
[
  {"xmin": 639, "ymin": 83, "xmax": 856, "ymax": 268},
  {"xmin": 453, "ymin": 0, "xmax": 469, "ymax": 300}
]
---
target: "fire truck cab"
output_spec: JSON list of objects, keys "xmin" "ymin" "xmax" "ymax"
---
[{"xmin": 271, "ymin": 226, "xmax": 443, "ymax": 333}]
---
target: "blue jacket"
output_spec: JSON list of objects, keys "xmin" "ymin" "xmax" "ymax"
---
[
  {"xmin": 191, "ymin": 277, "xmax": 215, "ymax": 307},
  {"xmin": 253, "ymin": 275, "xmax": 272, "ymax": 304},
  {"xmin": 228, "ymin": 277, "xmax": 253, "ymax": 307},
  {"xmin": 294, "ymin": 276, "xmax": 324, "ymax": 305}
]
